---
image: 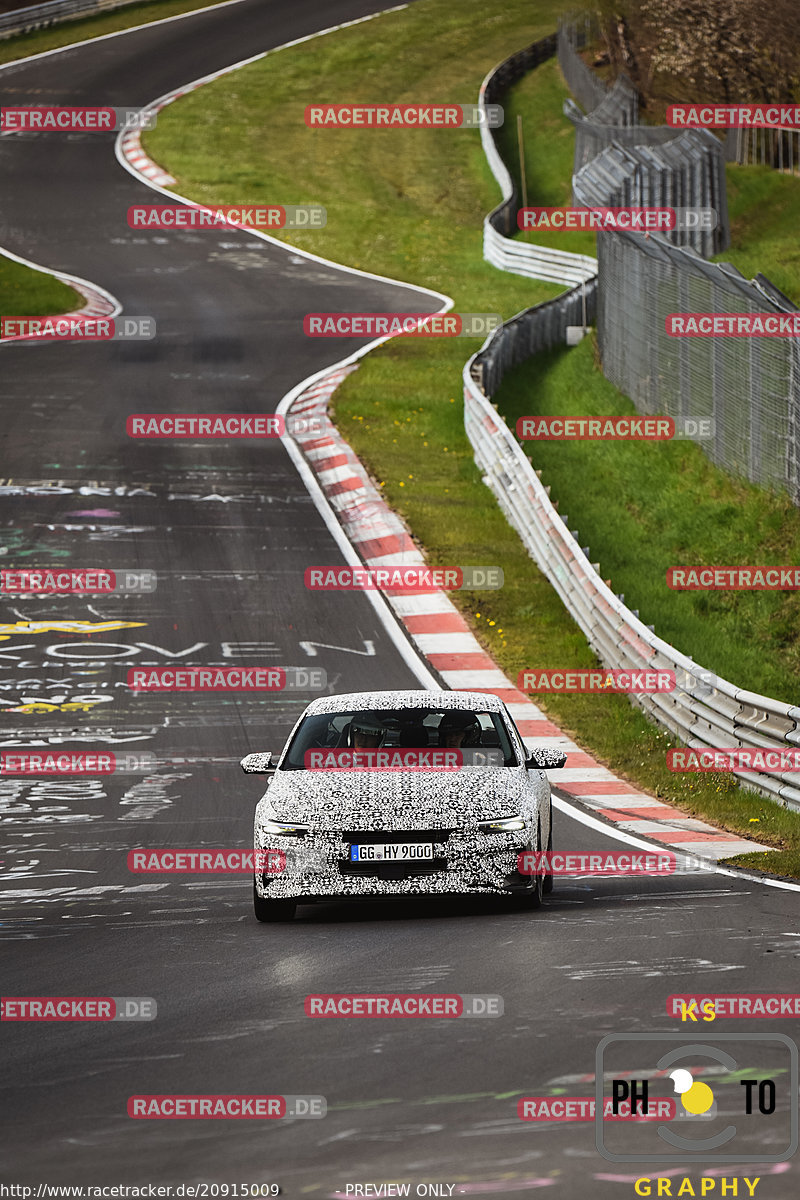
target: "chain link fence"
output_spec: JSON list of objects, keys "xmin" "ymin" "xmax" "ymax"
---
[
  {"xmin": 558, "ymin": 14, "xmax": 730, "ymax": 256},
  {"xmin": 557, "ymin": 13, "xmax": 728, "ymax": 257},
  {"xmin": 556, "ymin": 13, "xmax": 606, "ymax": 113},
  {"xmin": 558, "ymin": 11, "xmax": 800, "ymax": 497},
  {"xmin": 460, "ymin": 19, "xmax": 800, "ymax": 808},
  {"xmin": 595, "ymin": 229, "xmax": 800, "ymax": 500},
  {"xmin": 559, "ymin": 13, "xmax": 800, "ymax": 174},
  {"xmin": 573, "ymin": 132, "xmax": 729, "ymax": 258},
  {"xmin": 724, "ymin": 126, "xmax": 800, "ymax": 172},
  {"xmin": 566, "ymin": 102, "xmax": 693, "ymax": 172},
  {"xmin": 463, "ymin": 321, "xmax": 800, "ymax": 812}
]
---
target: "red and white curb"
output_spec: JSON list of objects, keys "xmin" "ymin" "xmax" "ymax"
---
[
  {"xmin": 118, "ymin": 125, "xmax": 175, "ymax": 187},
  {"xmin": 117, "ymin": 76, "xmax": 222, "ymax": 188},
  {"xmin": 288, "ymin": 364, "xmax": 769, "ymax": 865}
]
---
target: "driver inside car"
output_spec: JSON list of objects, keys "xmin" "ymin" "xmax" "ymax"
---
[
  {"xmin": 348, "ymin": 714, "xmax": 388, "ymax": 749},
  {"xmin": 437, "ymin": 710, "xmax": 482, "ymax": 749}
]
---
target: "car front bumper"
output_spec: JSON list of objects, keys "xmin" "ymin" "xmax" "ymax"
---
[{"xmin": 253, "ymin": 827, "xmax": 535, "ymax": 900}]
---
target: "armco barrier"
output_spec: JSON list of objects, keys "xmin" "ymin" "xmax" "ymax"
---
[
  {"xmin": 463, "ymin": 319, "xmax": 800, "ymax": 812},
  {"xmin": 0, "ymin": 0, "xmax": 143, "ymax": 40},
  {"xmin": 468, "ymin": 281, "xmax": 595, "ymax": 397},
  {"xmin": 479, "ymin": 33, "xmax": 596, "ymax": 287}
]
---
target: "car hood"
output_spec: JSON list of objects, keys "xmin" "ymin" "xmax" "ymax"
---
[{"xmin": 259, "ymin": 768, "xmax": 530, "ymax": 830}]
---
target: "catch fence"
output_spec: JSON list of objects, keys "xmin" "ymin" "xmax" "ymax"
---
[{"xmin": 464, "ymin": 18, "xmax": 800, "ymax": 809}]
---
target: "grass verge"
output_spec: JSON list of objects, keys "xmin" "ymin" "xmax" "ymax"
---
[
  {"xmin": 144, "ymin": 0, "xmax": 800, "ymax": 874},
  {"xmin": 715, "ymin": 165, "xmax": 800, "ymax": 304},
  {"xmin": 144, "ymin": 0, "xmax": 570, "ymax": 306},
  {"xmin": 329, "ymin": 334, "xmax": 800, "ymax": 879},
  {"xmin": 0, "ymin": 252, "xmax": 82, "ymax": 316},
  {"xmin": 498, "ymin": 336, "xmax": 800, "ymax": 702},
  {"xmin": 497, "ymin": 56, "xmax": 597, "ymax": 259}
]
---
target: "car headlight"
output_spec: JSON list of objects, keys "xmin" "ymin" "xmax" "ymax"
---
[
  {"xmin": 477, "ymin": 815, "xmax": 526, "ymax": 833},
  {"xmin": 260, "ymin": 819, "xmax": 308, "ymax": 837}
]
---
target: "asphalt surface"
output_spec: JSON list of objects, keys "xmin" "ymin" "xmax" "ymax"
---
[{"xmin": 1, "ymin": 1, "xmax": 799, "ymax": 1195}]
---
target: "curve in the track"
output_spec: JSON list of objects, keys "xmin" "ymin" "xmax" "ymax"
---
[{"xmin": 114, "ymin": 14, "xmax": 772, "ymax": 874}]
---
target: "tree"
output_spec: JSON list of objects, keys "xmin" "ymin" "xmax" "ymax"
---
[{"xmin": 595, "ymin": 0, "xmax": 800, "ymax": 111}]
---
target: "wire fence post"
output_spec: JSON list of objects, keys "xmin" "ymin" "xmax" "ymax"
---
[{"xmin": 517, "ymin": 114, "xmax": 528, "ymax": 212}]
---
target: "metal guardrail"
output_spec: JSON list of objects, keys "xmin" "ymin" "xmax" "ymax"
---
[
  {"xmin": 483, "ymin": 220, "xmax": 596, "ymax": 287},
  {"xmin": 478, "ymin": 33, "xmax": 596, "ymax": 288},
  {"xmin": 463, "ymin": 317, "xmax": 800, "ymax": 813},
  {"xmin": 0, "ymin": 0, "xmax": 142, "ymax": 40},
  {"xmin": 469, "ymin": 281, "xmax": 596, "ymax": 397}
]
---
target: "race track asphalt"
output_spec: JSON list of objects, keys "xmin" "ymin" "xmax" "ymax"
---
[{"xmin": 1, "ymin": 2, "xmax": 798, "ymax": 1193}]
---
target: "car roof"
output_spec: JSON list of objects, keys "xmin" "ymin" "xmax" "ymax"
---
[{"xmin": 303, "ymin": 689, "xmax": 506, "ymax": 716}]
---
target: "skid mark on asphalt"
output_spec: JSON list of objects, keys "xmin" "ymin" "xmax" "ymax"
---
[
  {"xmin": 344, "ymin": 965, "xmax": 455, "ymax": 991},
  {"xmin": 552, "ymin": 957, "xmax": 745, "ymax": 980}
]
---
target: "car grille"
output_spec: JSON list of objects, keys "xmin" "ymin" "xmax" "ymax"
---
[
  {"xmin": 342, "ymin": 828, "xmax": 453, "ymax": 843},
  {"xmin": 340, "ymin": 858, "xmax": 448, "ymax": 880}
]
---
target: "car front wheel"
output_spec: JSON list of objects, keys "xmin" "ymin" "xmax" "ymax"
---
[
  {"xmin": 543, "ymin": 812, "xmax": 554, "ymax": 895},
  {"xmin": 253, "ymin": 882, "xmax": 296, "ymax": 923},
  {"xmin": 520, "ymin": 822, "xmax": 544, "ymax": 910}
]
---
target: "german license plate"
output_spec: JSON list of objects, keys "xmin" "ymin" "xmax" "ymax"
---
[{"xmin": 349, "ymin": 842, "xmax": 433, "ymax": 862}]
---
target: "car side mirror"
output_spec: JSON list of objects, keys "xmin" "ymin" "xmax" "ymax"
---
[
  {"xmin": 526, "ymin": 749, "xmax": 567, "ymax": 770},
  {"xmin": 240, "ymin": 752, "xmax": 274, "ymax": 774}
]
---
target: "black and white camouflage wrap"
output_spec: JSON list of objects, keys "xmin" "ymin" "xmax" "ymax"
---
[
  {"xmin": 302, "ymin": 690, "xmax": 502, "ymax": 716},
  {"xmin": 247, "ymin": 690, "xmax": 554, "ymax": 902}
]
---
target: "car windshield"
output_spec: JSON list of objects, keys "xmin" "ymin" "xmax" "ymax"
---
[{"xmin": 279, "ymin": 707, "xmax": 520, "ymax": 769}]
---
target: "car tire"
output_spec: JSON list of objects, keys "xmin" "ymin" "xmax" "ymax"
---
[
  {"xmin": 521, "ymin": 823, "xmax": 544, "ymax": 910},
  {"xmin": 543, "ymin": 813, "xmax": 554, "ymax": 895},
  {"xmin": 253, "ymin": 882, "xmax": 296, "ymax": 923}
]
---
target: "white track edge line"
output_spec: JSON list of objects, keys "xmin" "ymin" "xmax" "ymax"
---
[
  {"xmin": 0, "ymin": 244, "xmax": 120, "ymax": 312},
  {"xmin": 553, "ymin": 793, "xmax": 800, "ymax": 894}
]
